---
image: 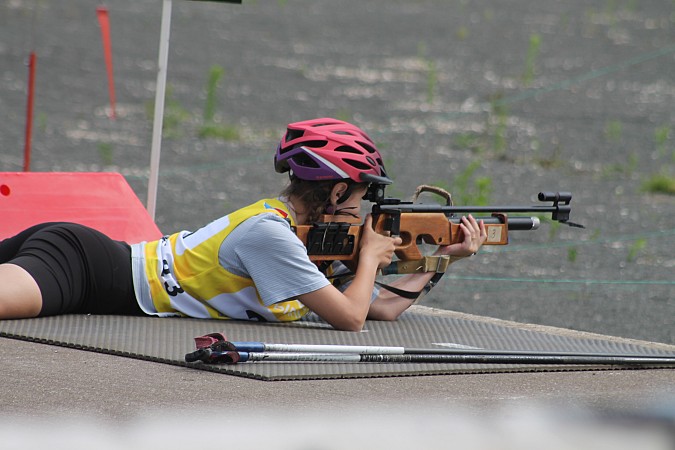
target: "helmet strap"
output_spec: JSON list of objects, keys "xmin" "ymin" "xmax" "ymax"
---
[{"xmin": 336, "ymin": 181, "xmax": 355, "ymax": 205}]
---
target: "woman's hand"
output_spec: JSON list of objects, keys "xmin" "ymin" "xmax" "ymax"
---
[
  {"xmin": 435, "ymin": 214, "xmax": 487, "ymax": 257},
  {"xmin": 299, "ymin": 215, "xmax": 402, "ymax": 331},
  {"xmin": 359, "ymin": 215, "xmax": 402, "ymax": 269}
]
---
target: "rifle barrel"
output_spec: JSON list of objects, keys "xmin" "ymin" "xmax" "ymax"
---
[
  {"xmin": 377, "ymin": 204, "xmax": 559, "ymax": 214},
  {"xmin": 449, "ymin": 216, "xmax": 540, "ymax": 231}
]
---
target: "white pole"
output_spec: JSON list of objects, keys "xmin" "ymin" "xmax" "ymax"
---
[{"xmin": 147, "ymin": 0, "xmax": 173, "ymax": 220}]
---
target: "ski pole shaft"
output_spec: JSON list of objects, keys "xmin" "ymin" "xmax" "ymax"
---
[{"xmin": 229, "ymin": 341, "xmax": 675, "ymax": 360}]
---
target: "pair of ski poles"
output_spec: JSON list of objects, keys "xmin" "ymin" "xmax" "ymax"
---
[{"xmin": 185, "ymin": 340, "xmax": 675, "ymax": 366}]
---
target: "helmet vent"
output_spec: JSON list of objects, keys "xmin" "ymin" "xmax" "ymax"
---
[
  {"xmin": 344, "ymin": 158, "xmax": 372, "ymax": 170},
  {"xmin": 279, "ymin": 140, "xmax": 328, "ymax": 155},
  {"xmin": 357, "ymin": 141, "xmax": 377, "ymax": 154},
  {"xmin": 292, "ymin": 153, "xmax": 321, "ymax": 168},
  {"xmin": 285, "ymin": 129, "xmax": 304, "ymax": 142},
  {"xmin": 334, "ymin": 145, "xmax": 362, "ymax": 154}
]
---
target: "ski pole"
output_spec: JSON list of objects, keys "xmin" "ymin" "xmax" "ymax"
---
[
  {"xmin": 236, "ymin": 352, "xmax": 675, "ymax": 365},
  {"xmin": 227, "ymin": 341, "xmax": 675, "ymax": 360},
  {"xmin": 185, "ymin": 347, "xmax": 675, "ymax": 366}
]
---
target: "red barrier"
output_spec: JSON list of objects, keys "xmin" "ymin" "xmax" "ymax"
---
[{"xmin": 0, "ymin": 172, "xmax": 162, "ymax": 243}]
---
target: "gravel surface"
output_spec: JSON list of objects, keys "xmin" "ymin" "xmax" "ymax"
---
[{"xmin": 1, "ymin": 0, "xmax": 673, "ymax": 343}]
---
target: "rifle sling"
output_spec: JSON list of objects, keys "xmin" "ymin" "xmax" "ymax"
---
[
  {"xmin": 329, "ymin": 255, "xmax": 467, "ymax": 301},
  {"xmin": 377, "ymin": 255, "xmax": 466, "ymax": 301},
  {"xmin": 375, "ymin": 271, "xmax": 445, "ymax": 301},
  {"xmin": 384, "ymin": 255, "xmax": 466, "ymax": 275}
]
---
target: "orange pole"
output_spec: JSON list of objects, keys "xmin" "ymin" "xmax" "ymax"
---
[
  {"xmin": 23, "ymin": 51, "xmax": 36, "ymax": 172},
  {"xmin": 97, "ymin": 6, "xmax": 117, "ymax": 119}
]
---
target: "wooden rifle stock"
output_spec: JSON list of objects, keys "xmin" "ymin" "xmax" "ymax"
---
[
  {"xmin": 374, "ymin": 212, "xmax": 531, "ymax": 260},
  {"xmin": 295, "ymin": 213, "xmax": 539, "ymax": 262},
  {"xmin": 294, "ymin": 191, "xmax": 577, "ymax": 263}
]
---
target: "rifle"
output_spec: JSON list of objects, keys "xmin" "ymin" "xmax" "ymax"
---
[{"xmin": 294, "ymin": 185, "xmax": 582, "ymax": 276}]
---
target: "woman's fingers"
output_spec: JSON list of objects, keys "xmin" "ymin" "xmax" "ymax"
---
[
  {"xmin": 458, "ymin": 215, "xmax": 487, "ymax": 254},
  {"xmin": 360, "ymin": 215, "xmax": 401, "ymax": 267}
]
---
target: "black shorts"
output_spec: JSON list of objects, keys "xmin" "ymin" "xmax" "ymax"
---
[{"xmin": 0, "ymin": 223, "xmax": 146, "ymax": 317}]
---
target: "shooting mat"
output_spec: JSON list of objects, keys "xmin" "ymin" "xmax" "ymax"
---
[{"xmin": 0, "ymin": 308, "xmax": 672, "ymax": 381}]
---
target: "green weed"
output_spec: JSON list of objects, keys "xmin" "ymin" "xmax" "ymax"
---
[
  {"xmin": 198, "ymin": 65, "xmax": 241, "ymax": 141},
  {"xmin": 417, "ymin": 42, "xmax": 438, "ymax": 104},
  {"xmin": 97, "ymin": 142, "xmax": 114, "ymax": 166},
  {"xmin": 203, "ymin": 65, "xmax": 225, "ymax": 123},
  {"xmin": 145, "ymin": 85, "xmax": 190, "ymax": 139},
  {"xmin": 454, "ymin": 132, "xmax": 484, "ymax": 153},
  {"xmin": 451, "ymin": 160, "xmax": 493, "ymax": 205},
  {"xmin": 548, "ymin": 219, "xmax": 561, "ymax": 241},
  {"xmin": 37, "ymin": 112, "xmax": 48, "ymax": 133},
  {"xmin": 535, "ymin": 144, "xmax": 565, "ymax": 169},
  {"xmin": 198, "ymin": 124, "xmax": 240, "ymax": 140},
  {"xmin": 626, "ymin": 238, "xmax": 646, "ymax": 262},
  {"xmin": 488, "ymin": 94, "xmax": 509, "ymax": 156},
  {"xmin": 603, "ymin": 0, "xmax": 619, "ymax": 27},
  {"xmin": 604, "ymin": 120, "xmax": 623, "ymax": 142},
  {"xmin": 641, "ymin": 172, "xmax": 675, "ymax": 195},
  {"xmin": 521, "ymin": 33, "xmax": 541, "ymax": 86},
  {"xmin": 456, "ymin": 26, "xmax": 469, "ymax": 40},
  {"xmin": 163, "ymin": 96, "xmax": 191, "ymax": 139},
  {"xmin": 654, "ymin": 124, "xmax": 671, "ymax": 157},
  {"xmin": 525, "ymin": 213, "xmax": 562, "ymax": 240},
  {"xmin": 454, "ymin": 93, "xmax": 509, "ymax": 158},
  {"xmin": 427, "ymin": 59, "xmax": 438, "ymax": 104},
  {"xmin": 601, "ymin": 151, "xmax": 638, "ymax": 178},
  {"xmin": 567, "ymin": 247, "xmax": 578, "ymax": 263},
  {"xmin": 335, "ymin": 110, "xmax": 354, "ymax": 123}
]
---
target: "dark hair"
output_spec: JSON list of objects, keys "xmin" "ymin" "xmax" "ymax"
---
[{"xmin": 281, "ymin": 177, "xmax": 367, "ymax": 223}]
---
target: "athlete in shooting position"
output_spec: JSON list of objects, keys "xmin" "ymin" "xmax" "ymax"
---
[{"xmin": 0, "ymin": 118, "xmax": 486, "ymax": 331}]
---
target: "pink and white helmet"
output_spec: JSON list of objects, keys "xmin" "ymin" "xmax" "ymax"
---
[{"xmin": 274, "ymin": 118, "xmax": 392, "ymax": 186}]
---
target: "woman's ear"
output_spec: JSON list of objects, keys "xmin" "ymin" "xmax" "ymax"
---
[{"xmin": 330, "ymin": 182, "xmax": 349, "ymax": 205}]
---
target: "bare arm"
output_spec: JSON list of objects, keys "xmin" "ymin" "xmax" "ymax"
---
[
  {"xmin": 298, "ymin": 215, "xmax": 401, "ymax": 331},
  {"xmin": 368, "ymin": 215, "xmax": 487, "ymax": 321}
]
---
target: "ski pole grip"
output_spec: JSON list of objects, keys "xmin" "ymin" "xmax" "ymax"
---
[{"xmin": 185, "ymin": 348, "xmax": 210, "ymax": 363}]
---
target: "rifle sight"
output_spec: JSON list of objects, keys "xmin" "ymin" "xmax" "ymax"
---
[{"xmin": 538, "ymin": 191, "xmax": 572, "ymax": 204}]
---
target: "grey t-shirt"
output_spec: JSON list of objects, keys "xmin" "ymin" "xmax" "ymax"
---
[{"xmin": 219, "ymin": 213, "xmax": 331, "ymax": 306}]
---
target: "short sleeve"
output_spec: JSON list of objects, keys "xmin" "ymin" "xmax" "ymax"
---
[{"xmin": 219, "ymin": 214, "xmax": 331, "ymax": 306}]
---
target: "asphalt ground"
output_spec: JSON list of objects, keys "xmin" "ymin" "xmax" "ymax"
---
[
  {"xmin": 1, "ymin": 308, "xmax": 674, "ymax": 448},
  {"xmin": 1, "ymin": 0, "xmax": 674, "ymax": 345}
]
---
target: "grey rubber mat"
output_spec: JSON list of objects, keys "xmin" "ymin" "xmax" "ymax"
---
[{"xmin": 0, "ymin": 312, "xmax": 671, "ymax": 380}]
